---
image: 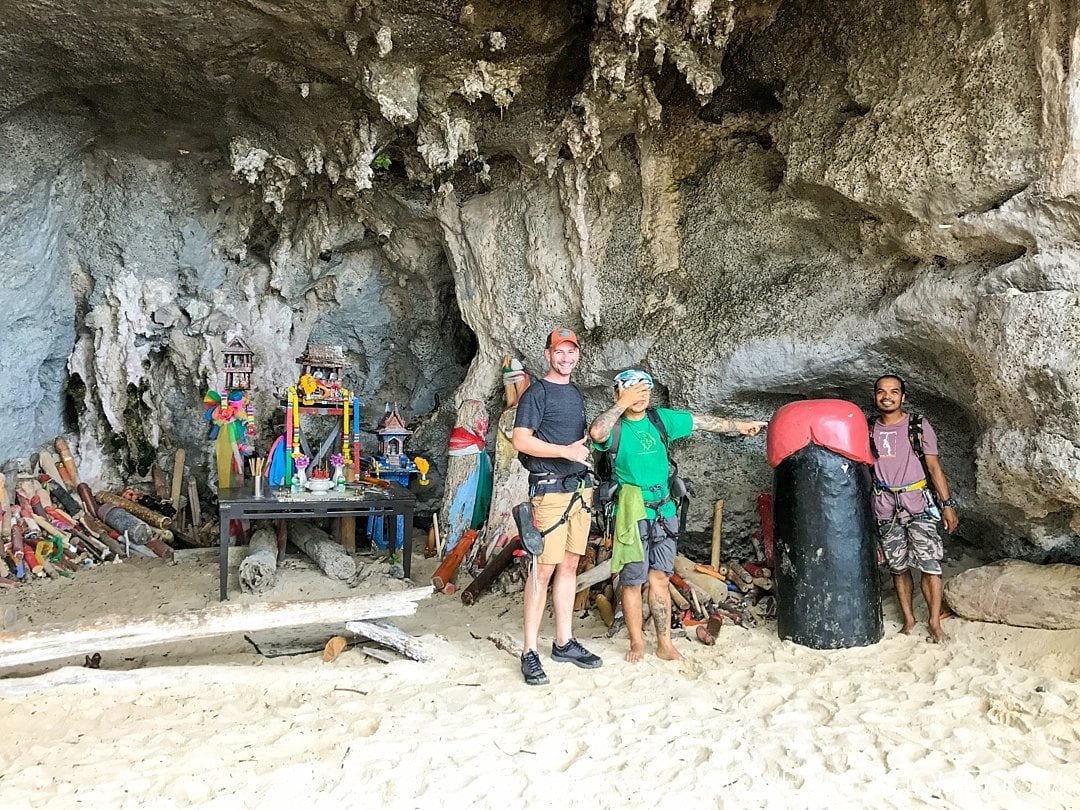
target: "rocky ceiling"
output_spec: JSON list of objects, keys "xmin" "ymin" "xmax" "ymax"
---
[{"xmin": 1, "ymin": 0, "xmax": 1077, "ymax": 559}]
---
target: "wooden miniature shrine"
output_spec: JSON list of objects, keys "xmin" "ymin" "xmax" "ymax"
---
[
  {"xmin": 222, "ymin": 336, "xmax": 254, "ymax": 391},
  {"xmin": 376, "ymin": 404, "xmax": 412, "ymax": 466},
  {"xmin": 295, "ymin": 344, "xmax": 350, "ymax": 405}
]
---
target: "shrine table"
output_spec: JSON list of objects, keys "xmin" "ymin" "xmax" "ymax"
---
[{"xmin": 217, "ymin": 483, "xmax": 416, "ymax": 600}]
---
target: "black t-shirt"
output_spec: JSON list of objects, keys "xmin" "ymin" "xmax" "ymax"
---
[{"xmin": 514, "ymin": 378, "xmax": 588, "ymax": 477}]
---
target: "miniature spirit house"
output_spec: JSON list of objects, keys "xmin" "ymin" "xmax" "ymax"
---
[
  {"xmin": 295, "ymin": 344, "xmax": 350, "ymax": 403},
  {"xmin": 223, "ymin": 336, "xmax": 254, "ymax": 391},
  {"xmin": 376, "ymin": 404, "xmax": 412, "ymax": 466}
]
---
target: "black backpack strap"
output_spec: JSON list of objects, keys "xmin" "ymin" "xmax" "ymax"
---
[
  {"xmin": 605, "ymin": 418, "xmax": 623, "ymax": 469},
  {"xmin": 868, "ymin": 419, "xmax": 879, "ymax": 459},
  {"xmin": 907, "ymin": 413, "xmax": 941, "ymax": 506},
  {"xmin": 646, "ymin": 408, "xmax": 669, "ymax": 447},
  {"xmin": 908, "ymin": 413, "xmax": 925, "ymax": 461}
]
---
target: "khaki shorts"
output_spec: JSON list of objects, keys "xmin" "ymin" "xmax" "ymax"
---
[{"xmin": 530, "ymin": 489, "xmax": 593, "ymax": 565}]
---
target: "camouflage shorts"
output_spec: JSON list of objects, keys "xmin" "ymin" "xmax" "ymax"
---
[{"xmin": 877, "ymin": 512, "xmax": 943, "ymax": 575}]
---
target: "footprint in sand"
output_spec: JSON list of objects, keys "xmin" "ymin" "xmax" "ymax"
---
[
  {"xmin": 884, "ymin": 742, "xmax": 930, "ymax": 771},
  {"xmin": 678, "ymin": 658, "xmax": 707, "ymax": 679},
  {"xmin": 679, "ymin": 744, "xmax": 712, "ymax": 767},
  {"xmin": 350, "ymin": 717, "xmax": 381, "ymax": 737},
  {"xmin": 555, "ymin": 740, "xmax": 589, "ymax": 772},
  {"xmin": 985, "ymin": 694, "xmax": 1033, "ymax": 733}
]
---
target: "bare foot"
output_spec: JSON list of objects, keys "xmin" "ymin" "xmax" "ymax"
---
[
  {"xmin": 927, "ymin": 623, "xmax": 949, "ymax": 644},
  {"xmin": 900, "ymin": 620, "xmax": 916, "ymax": 635},
  {"xmin": 695, "ymin": 625, "xmax": 716, "ymax": 646},
  {"xmin": 656, "ymin": 643, "xmax": 683, "ymax": 661},
  {"xmin": 626, "ymin": 642, "xmax": 644, "ymax": 663}
]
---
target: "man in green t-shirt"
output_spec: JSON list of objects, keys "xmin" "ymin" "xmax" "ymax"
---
[{"xmin": 589, "ymin": 370, "xmax": 766, "ymax": 663}]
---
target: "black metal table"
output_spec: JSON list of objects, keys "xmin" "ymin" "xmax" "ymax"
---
[{"xmin": 217, "ymin": 483, "xmax": 416, "ymax": 600}]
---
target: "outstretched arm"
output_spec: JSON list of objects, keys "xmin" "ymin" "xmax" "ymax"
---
[{"xmin": 692, "ymin": 414, "xmax": 768, "ymax": 437}]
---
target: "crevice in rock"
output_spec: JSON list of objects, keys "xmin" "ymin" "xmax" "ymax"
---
[
  {"xmin": 832, "ymin": 97, "xmax": 870, "ymax": 125},
  {"xmin": 959, "ymin": 182, "xmax": 1032, "ymax": 216}
]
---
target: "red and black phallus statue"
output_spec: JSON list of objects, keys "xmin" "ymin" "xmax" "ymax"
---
[{"xmin": 767, "ymin": 399, "xmax": 884, "ymax": 649}]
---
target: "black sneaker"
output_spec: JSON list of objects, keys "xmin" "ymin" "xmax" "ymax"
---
[
  {"xmin": 521, "ymin": 650, "xmax": 550, "ymax": 686},
  {"xmin": 551, "ymin": 638, "xmax": 602, "ymax": 669}
]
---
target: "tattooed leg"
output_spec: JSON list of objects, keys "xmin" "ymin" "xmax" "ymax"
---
[{"xmin": 649, "ymin": 570, "xmax": 682, "ymax": 660}]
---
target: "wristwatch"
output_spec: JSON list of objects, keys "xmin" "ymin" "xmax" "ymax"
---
[{"xmin": 940, "ymin": 497, "xmax": 958, "ymax": 509}]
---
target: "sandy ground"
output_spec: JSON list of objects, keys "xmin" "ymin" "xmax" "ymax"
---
[{"xmin": 0, "ymin": 540, "xmax": 1078, "ymax": 810}]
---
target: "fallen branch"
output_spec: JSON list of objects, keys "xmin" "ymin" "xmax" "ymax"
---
[
  {"xmin": 0, "ymin": 587, "xmax": 433, "ymax": 669},
  {"xmin": 345, "ymin": 620, "xmax": 431, "ymax": 662}
]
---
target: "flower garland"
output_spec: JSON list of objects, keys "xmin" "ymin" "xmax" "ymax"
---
[{"xmin": 203, "ymin": 389, "xmax": 254, "ymax": 487}]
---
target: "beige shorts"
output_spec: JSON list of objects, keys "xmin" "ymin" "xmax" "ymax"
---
[{"xmin": 530, "ymin": 489, "xmax": 593, "ymax": 565}]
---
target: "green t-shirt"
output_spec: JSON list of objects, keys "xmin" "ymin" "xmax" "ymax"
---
[{"xmin": 593, "ymin": 408, "xmax": 693, "ymax": 518}]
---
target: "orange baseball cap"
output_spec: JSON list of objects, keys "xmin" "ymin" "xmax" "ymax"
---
[{"xmin": 545, "ymin": 327, "xmax": 580, "ymax": 349}]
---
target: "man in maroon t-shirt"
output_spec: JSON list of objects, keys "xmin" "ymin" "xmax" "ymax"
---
[{"xmin": 872, "ymin": 375, "xmax": 959, "ymax": 643}]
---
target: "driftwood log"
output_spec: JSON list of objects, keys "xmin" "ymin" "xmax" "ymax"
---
[
  {"xmin": 344, "ymin": 619, "xmax": 431, "ymax": 662},
  {"xmin": 289, "ymin": 521, "xmax": 356, "ymax": 580},
  {"xmin": 239, "ymin": 528, "xmax": 279, "ymax": 594},
  {"xmin": 0, "ymin": 588, "xmax": 433, "ymax": 669}
]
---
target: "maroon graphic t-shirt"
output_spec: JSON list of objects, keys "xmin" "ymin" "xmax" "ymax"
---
[{"xmin": 872, "ymin": 415, "xmax": 938, "ymax": 519}]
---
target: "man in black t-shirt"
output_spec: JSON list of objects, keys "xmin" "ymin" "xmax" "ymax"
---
[{"xmin": 512, "ymin": 327, "xmax": 601, "ymax": 685}]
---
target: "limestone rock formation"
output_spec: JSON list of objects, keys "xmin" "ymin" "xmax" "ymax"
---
[{"xmin": 0, "ymin": 1, "xmax": 1078, "ymax": 560}]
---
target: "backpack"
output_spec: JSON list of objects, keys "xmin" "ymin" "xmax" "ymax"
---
[{"xmin": 868, "ymin": 412, "xmax": 939, "ymax": 506}]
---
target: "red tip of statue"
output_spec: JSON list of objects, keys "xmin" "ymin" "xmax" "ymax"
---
[{"xmin": 767, "ymin": 399, "xmax": 874, "ymax": 468}]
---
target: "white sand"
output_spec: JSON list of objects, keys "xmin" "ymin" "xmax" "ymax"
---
[{"xmin": 0, "ymin": 548, "xmax": 1078, "ymax": 809}]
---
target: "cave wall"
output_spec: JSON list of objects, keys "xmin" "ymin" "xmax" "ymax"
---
[
  {"xmin": 0, "ymin": 102, "xmax": 90, "ymax": 460},
  {"xmin": 0, "ymin": 0, "xmax": 1078, "ymax": 558}
]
